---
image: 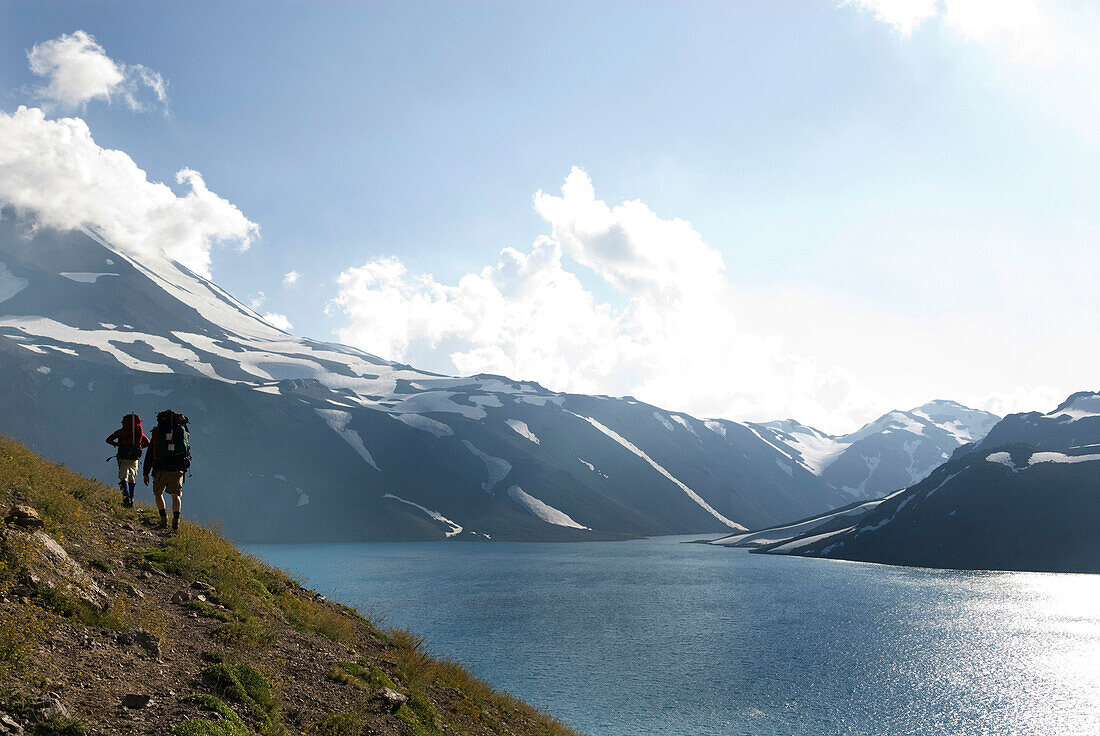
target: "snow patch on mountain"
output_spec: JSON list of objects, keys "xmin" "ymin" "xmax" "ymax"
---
[
  {"xmin": 1031, "ymin": 451, "xmax": 1100, "ymax": 465},
  {"xmin": 383, "ymin": 494, "xmax": 462, "ymax": 537},
  {"xmin": 671, "ymin": 415, "xmax": 699, "ymax": 437},
  {"xmin": 1044, "ymin": 393, "xmax": 1100, "ymax": 421},
  {"xmin": 0, "ymin": 262, "xmax": 27, "ymax": 303},
  {"xmin": 571, "ymin": 412, "xmax": 746, "ymax": 531},
  {"xmin": 392, "ymin": 412, "xmax": 453, "ymax": 437},
  {"xmin": 506, "ymin": 419, "xmax": 540, "ymax": 445},
  {"xmin": 314, "ymin": 409, "xmax": 380, "ymax": 471},
  {"xmin": 767, "ymin": 526, "xmax": 854, "ymax": 554},
  {"xmin": 578, "ymin": 458, "xmax": 609, "ymax": 478},
  {"xmin": 461, "ymin": 440, "xmax": 511, "ymax": 492},
  {"xmin": 59, "ymin": 272, "xmax": 118, "ymax": 283},
  {"xmin": 711, "ymin": 498, "xmax": 883, "ymax": 547},
  {"xmin": 387, "ymin": 391, "xmax": 487, "ymax": 420},
  {"xmin": 0, "ymin": 316, "xmax": 208, "ymax": 375},
  {"xmin": 704, "ymin": 420, "xmax": 726, "ymax": 437},
  {"xmin": 988, "ymin": 449, "xmax": 1100, "ymax": 472},
  {"xmin": 507, "ymin": 486, "xmax": 588, "ymax": 529},
  {"xmin": 653, "ymin": 411, "xmax": 676, "ymax": 432}
]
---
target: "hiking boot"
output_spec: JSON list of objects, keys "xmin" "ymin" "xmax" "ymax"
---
[
  {"xmin": 172, "ymin": 512, "xmax": 180, "ymax": 532},
  {"xmin": 157, "ymin": 510, "xmax": 168, "ymax": 529}
]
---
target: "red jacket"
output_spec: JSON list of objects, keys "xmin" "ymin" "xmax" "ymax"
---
[{"xmin": 106, "ymin": 428, "xmax": 150, "ymax": 449}]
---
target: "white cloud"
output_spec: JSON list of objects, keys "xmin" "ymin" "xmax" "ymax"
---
[
  {"xmin": 262, "ymin": 312, "xmax": 293, "ymax": 332},
  {"xmin": 843, "ymin": 0, "xmax": 1095, "ymax": 64},
  {"xmin": 0, "ymin": 106, "xmax": 258, "ymax": 277},
  {"xmin": 842, "ymin": 0, "xmax": 939, "ymax": 35},
  {"xmin": 282, "ymin": 270, "xmax": 300, "ymax": 286},
  {"xmin": 968, "ymin": 385, "xmax": 1066, "ymax": 419},
  {"xmin": 330, "ymin": 168, "xmax": 882, "ymax": 432},
  {"xmin": 249, "ymin": 291, "xmax": 266, "ymax": 310},
  {"xmin": 28, "ymin": 30, "xmax": 168, "ymax": 112}
]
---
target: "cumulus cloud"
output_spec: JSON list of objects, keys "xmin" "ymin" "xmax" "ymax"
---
[
  {"xmin": 0, "ymin": 106, "xmax": 258, "ymax": 277},
  {"xmin": 249, "ymin": 292, "xmax": 266, "ymax": 310},
  {"xmin": 28, "ymin": 30, "xmax": 168, "ymax": 112},
  {"xmin": 262, "ymin": 312, "xmax": 293, "ymax": 332},
  {"xmin": 330, "ymin": 168, "xmax": 880, "ymax": 431},
  {"xmin": 843, "ymin": 0, "xmax": 939, "ymax": 35},
  {"xmin": 843, "ymin": 0, "xmax": 1095, "ymax": 63},
  {"xmin": 282, "ymin": 270, "xmax": 300, "ymax": 286}
]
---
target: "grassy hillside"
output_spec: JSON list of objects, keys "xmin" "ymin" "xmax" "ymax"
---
[{"xmin": 0, "ymin": 435, "xmax": 582, "ymax": 736}]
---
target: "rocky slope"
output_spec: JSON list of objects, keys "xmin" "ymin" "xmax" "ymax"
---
[
  {"xmin": 0, "ymin": 212, "xmax": 853, "ymax": 542},
  {"xmin": 0, "ymin": 435, "xmax": 581, "ymax": 736}
]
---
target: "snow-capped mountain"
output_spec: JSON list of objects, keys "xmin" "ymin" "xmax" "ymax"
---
[
  {"xmin": 959, "ymin": 391, "xmax": 1100, "ymax": 456},
  {"xmin": 0, "ymin": 215, "xmax": 853, "ymax": 541},
  {"xmin": 748, "ymin": 400, "xmax": 999, "ymax": 500},
  {"xmin": 729, "ymin": 392, "xmax": 1100, "ymax": 573}
]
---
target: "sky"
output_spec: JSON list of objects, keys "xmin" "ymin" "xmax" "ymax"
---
[{"xmin": 0, "ymin": 1, "xmax": 1097, "ymax": 434}]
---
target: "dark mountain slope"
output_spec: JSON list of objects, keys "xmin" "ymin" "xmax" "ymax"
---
[{"xmin": 759, "ymin": 443, "xmax": 1100, "ymax": 573}]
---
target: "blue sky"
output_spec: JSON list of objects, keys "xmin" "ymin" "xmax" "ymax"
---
[{"xmin": 1, "ymin": 1, "xmax": 1097, "ymax": 432}]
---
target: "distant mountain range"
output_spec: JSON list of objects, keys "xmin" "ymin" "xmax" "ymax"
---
[
  {"xmin": 713, "ymin": 391, "xmax": 1100, "ymax": 573},
  {"xmin": 748, "ymin": 400, "xmax": 999, "ymax": 500},
  {"xmin": 0, "ymin": 213, "xmax": 1000, "ymax": 542}
]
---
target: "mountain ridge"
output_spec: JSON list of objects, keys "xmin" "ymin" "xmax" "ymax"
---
[
  {"xmin": 0, "ymin": 216, "xmax": 850, "ymax": 541},
  {"xmin": 716, "ymin": 391, "xmax": 1100, "ymax": 573}
]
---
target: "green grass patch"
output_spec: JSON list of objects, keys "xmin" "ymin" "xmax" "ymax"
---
[
  {"xmin": 273, "ymin": 591, "xmax": 355, "ymax": 644},
  {"xmin": 0, "ymin": 607, "xmax": 48, "ymax": 675},
  {"xmin": 33, "ymin": 718, "xmax": 92, "ymax": 736},
  {"xmin": 305, "ymin": 711, "xmax": 365, "ymax": 736},
  {"xmin": 186, "ymin": 600, "xmax": 233, "ymax": 622},
  {"xmin": 211, "ymin": 617, "xmax": 274, "ymax": 649},
  {"xmin": 171, "ymin": 694, "xmax": 251, "ymax": 736},
  {"xmin": 328, "ymin": 661, "xmax": 396, "ymax": 691},
  {"xmin": 201, "ymin": 657, "xmax": 284, "ymax": 736},
  {"xmin": 35, "ymin": 587, "xmax": 108, "ymax": 628}
]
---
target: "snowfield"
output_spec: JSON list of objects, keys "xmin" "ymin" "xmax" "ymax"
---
[{"xmin": 507, "ymin": 486, "xmax": 588, "ymax": 529}]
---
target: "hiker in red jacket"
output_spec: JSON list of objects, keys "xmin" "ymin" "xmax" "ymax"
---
[{"xmin": 106, "ymin": 414, "xmax": 149, "ymax": 508}]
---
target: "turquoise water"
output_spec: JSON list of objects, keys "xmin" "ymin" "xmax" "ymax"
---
[{"xmin": 247, "ymin": 536, "xmax": 1100, "ymax": 736}]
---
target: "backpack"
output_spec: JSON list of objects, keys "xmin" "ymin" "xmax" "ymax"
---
[
  {"xmin": 117, "ymin": 413, "xmax": 144, "ymax": 459},
  {"xmin": 155, "ymin": 411, "xmax": 191, "ymax": 472}
]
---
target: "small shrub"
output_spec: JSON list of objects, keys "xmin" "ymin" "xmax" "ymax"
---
[
  {"xmin": 273, "ymin": 591, "xmax": 355, "ymax": 644},
  {"xmin": 211, "ymin": 617, "xmax": 274, "ymax": 649},
  {"xmin": 328, "ymin": 661, "xmax": 396, "ymax": 691},
  {"xmin": 201, "ymin": 659, "xmax": 284, "ymax": 736},
  {"xmin": 34, "ymin": 717, "xmax": 91, "ymax": 736},
  {"xmin": 187, "ymin": 600, "xmax": 232, "ymax": 622},
  {"xmin": 306, "ymin": 711, "xmax": 364, "ymax": 736},
  {"xmin": 35, "ymin": 587, "xmax": 104, "ymax": 628},
  {"xmin": 0, "ymin": 608, "xmax": 47, "ymax": 674},
  {"xmin": 171, "ymin": 694, "xmax": 250, "ymax": 736}
]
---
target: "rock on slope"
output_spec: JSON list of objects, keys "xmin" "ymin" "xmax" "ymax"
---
[
  {"xmin": 748, "ymin": 400, "xmax": 999, "ymax": 501},
  {"xmin": 0, "ymin": 212, "xmax": 850, "ymax": 541},
  {"xmin": 744, "ymin": 392, "xmax": 1100, "ymax": 573},
  {"xmin": 0, "ymin": 435, "xmax": 580, "ymax": 736}
]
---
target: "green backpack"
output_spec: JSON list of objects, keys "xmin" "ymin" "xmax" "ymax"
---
[{"xmin": 155, "ymin": 411, "xmax": 191, "ymax": 472}]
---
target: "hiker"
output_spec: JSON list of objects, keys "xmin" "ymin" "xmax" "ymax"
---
[
  {"xmin": 105, "ymin": 414, "xmax": 149, "ymax": 508},
  {"xmin": 143, "ymin": 409, "xmax": 191, "ymax": 531}
]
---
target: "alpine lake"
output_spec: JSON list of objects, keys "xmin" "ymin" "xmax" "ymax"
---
[{"xmin": 247, "ymin": 535, "xmax": 1100, "ymax": 736}]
